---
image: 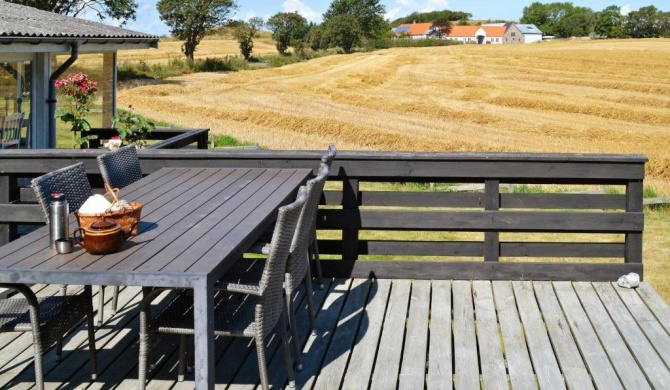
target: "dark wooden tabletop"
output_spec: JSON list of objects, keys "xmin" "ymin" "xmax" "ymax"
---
[{"xmin": 0, "ymin": 167, "xmax": 312, "ymax": 288}]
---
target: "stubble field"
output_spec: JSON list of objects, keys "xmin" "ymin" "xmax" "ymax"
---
[{"xmin": 119, "ymin": 39, "xmax": 670, "ymax": 193}]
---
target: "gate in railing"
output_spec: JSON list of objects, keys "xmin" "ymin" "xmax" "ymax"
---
[{"xmin": 0, "ymin": 150, "xmax": 646, "ymax": 281}]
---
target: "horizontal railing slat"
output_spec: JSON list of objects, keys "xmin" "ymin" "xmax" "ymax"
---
[
  {"xmin": 318, "ymin": 210, "xmax": 643, "ymax": 232},
  {"xmin": 318, "ymin": 241, "xmax": 625, "ymax": 258},
  {"xmin": 0, "ymin": 204, "xmax": 43, "ymax": 223},
  {"xmin": 324, "ymin": 191, "xmax": 627, "ymax": 210},
  {"xmin": 319, "ymin": 260, "xmax": 642, "ymax": 281}
]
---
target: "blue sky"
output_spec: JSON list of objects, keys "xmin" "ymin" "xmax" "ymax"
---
[{"xmin": 120, "ymin": 1, "xmax": 667, "ymax": 36}]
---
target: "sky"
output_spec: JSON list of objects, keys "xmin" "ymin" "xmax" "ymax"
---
[{"xmin": 117, "ymin": 0, "xmax": 667, "ymax": 36}]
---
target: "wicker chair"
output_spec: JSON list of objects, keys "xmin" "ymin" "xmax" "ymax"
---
[
  {"xmin": 0, "ymin": 284, "xmax": 97, "ymax": 389},
  {"xmin": 1, "ymin": 112, "xmax": 24, "ymax": 149},
  {"xmin": 138, "ymin": 187, "xmax": 307, "ymax": 389},
  {"xmin": 97, "ymin": 144, "xmax": 143, "ymax": 189},
  {"xmin": 31, "ymin": 162, "xmax": 113, "ymax": 326},
  {"xmin": 310, "ymin": 144, "xmax": 336, "ymax": 288},
  {"xmin": 96, "ymin": 144, "xmax": 144, "ymax": 314},
  {"xmin": 227, "ymin": 163, "xmax": 330, "ymax": 370}
]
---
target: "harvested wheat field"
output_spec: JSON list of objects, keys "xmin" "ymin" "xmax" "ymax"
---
[{"xmin": 119, "ymin": 39, "xmax": 670, "ymax": 193}]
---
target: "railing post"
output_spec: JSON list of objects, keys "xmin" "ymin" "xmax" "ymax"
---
[
  {"xmin": 197, "ymin": 130, "xmax": 209, "ymax": 149},
  {"xmin": 625, "ymin": 180, "xmax": 643, "ymax": 264},
  {"xmin": 0, "ymin": 174, "xmax": 19, "ymax": 246},
  {"xmin": 484, "ymin": 180, "xmax": 500, "ymax": 262},
  {"xmin": 342, "ymin": 178, "xmax": 359, "ymax": 261}
]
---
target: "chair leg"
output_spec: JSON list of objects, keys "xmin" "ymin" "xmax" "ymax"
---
[
  {"xmin": 310, "ymin": 239, "xmax": 324, "ymax": 290},
  {"xmin": 138, "ymin": 302, "xmax": 150, "ymax": 390},
  {"xmin": 28, "ymin": 303, "xmax": 44, "ymax": 390},
  {"xmin": 111, "ymin": 286, "xmax": 119, "ymax": 315},
  {"xmin": 286, "ymin": 296, "xmax": 302, "ymax": 371},
  {"xmin": 255, "ymin": 334, "xmax": 271, "ymax": 390},
  {"xmin": 303, "ymin": 270, "xmax": 318, "ymax": 336},
  {"xmin": 60, "ymin": 284, "xmax": 67, "ymax": 296},
  {"xmin": 86, "ymin": 287, "xmax": 98, "ymax": 380},
  {"xmin": 279, "ymin": 310, "xmax": 296, "ymax": 388},
  {"xmin": 56, "ymin": 336, "xmax": 63, "ymax": 361},
  {"xmin": 177, "ymin": 334, "xmax": 187, "ymax": 381},
  {"xmin": 97, "ymin": 285, "xmax": 105, "ymax": 327}
]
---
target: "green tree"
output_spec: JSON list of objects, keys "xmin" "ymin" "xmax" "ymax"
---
[
  {"xmin": 323, "ymin": 0, "xmax": 386, "ymax": 42},
  {"xmin": 594, "ymin": 5, "xmax": 626, "ymax": 38},
  {"xmin": 267, "ymin": 12, "xmax": 309, "ymax": 55},
  {"xmin": 9, "ymin": 0, "xmax": 137, "ymax": 25},
  {"xmin": 390, "ymin": 10, "xmax": 471, "ymax": 26},
  {"xmin": 427, "ymin": 18, "xmax": 452, "ymax": 38},
  {"xmin": 626, "ymin": 6, "xmax": 665, "ymax": 38},
  {"xmin": 157, "ymin": 0, "xmax": 237, "ymax": 61},
  {"xmin": 233, "ymin": 17, "xmax": 264, "ymax": 61},
  {"xmin": 307, "ymin": 24, "xmax": 329, "ymax": 51},
  {"xmin": 324, "ymin": 14, "xmax": 361, "ymax": 53},
  {"xmin": 553, "ymin": 6, "xmax": 595, "ymax": 37}
]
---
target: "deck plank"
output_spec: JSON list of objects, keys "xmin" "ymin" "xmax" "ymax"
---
[
  {"xmin": 637, "ymin": 282, "xmax": 670, "ymax": 335},
  {"xmin": 572, "ymin": 282, "xmax": 651, "ymax": 390},
  {"xmin": 369, "ymin": 279, "xmax": 411, "ymax": 390},
  {"xmin": 593, "ymin": 282, "xmax": 670, "ymax": 389},
  {"xmin": 492, "ymin": 281, "xmax": 536, "ymax": 390},
  {"xmin": 293, "ymin": 279, "xmax": 353, "ymax": 390},
  {"xmin": 427, "ymin": 280, "xmax": 452, "ymax": 390},
  {"xmin": 553, "ymin": 282, "xmax": 623, "ymax": 390},
  {"xmin": 512, "ymin": 281, "xmax": 565, "ymax": 390},
  {"xmin": 1, "ymin": 278, "xmax": 669, "ymax": 389},
  {"xmin": 611, "ymin": 283, "xmax": 670, "ymax": 369},
  {"xmin": 399, "ymin": 280, "xmax": 430, "ymax": 390},
  {"xmin": 340, "ymin": 279, "xmax": 391, "ymax": 390},
  {"xmin": 533, "ymin": 281, "xmax": 594, "ymax": 390},
  {"xmin": 452, "ymin": 280, "xmax": 479, "ymax": 390},
  {"xmin": 472, "ymin": 281, "xmax": 507, "ymax": 390},
  {"xmin": 314, "ymin": 278, "xmax": 371, "ymax": 390}
]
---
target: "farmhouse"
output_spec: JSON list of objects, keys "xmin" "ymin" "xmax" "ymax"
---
[
  {"xmin": 504, "ymin": 23, "xmax": 543, "ymax": 43},
  {"xmin": 0, "ymin": 1, "xmax": 158, "ymax": 148},
  {"xmin": 393, "ymin": 22, "xmax": 443, "ymax": 39},
  {"xmin": 394, "ymin": 21, "xmax": 542, "ymax": 45}
]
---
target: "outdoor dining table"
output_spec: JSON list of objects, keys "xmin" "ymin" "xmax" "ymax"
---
[{"xmin": 0, "ymin": 166, "xmax": 312, "ymax": 389}]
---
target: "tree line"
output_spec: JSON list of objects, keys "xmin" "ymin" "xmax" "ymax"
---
[{"xmin": 521, "ymin": 2, "xmax": 670, "ymax": 38}]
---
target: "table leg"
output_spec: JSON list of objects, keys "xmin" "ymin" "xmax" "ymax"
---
[{"xmin": 193, "ymin": 278, "xmax": 215, "ymax": 390}]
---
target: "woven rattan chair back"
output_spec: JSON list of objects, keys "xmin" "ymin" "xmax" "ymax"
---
[
  {"xmin": 285, "ymin": 164, "xmax": 329, "ymax": 293},
  {"xmin": 1, "ymin": 112, "xmax": 24, "ymax": 149},
  {"xmin": 257, "ymin": 186, "xmax": 307, "ymax": 337},
  {"xmin": 97, "ymin": 144, "xmax": 143, "ymax": 189},
  {"xmin": 321, "ymin": 143, "xmax": 337, "ymax": 168},
  {"xmin": 31, "ymin": 162, "xmax": 92, "ymax": 222}
]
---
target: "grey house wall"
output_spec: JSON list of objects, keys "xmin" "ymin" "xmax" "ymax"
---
[{"xmin": 504, "ymin": 24, "xmax": 524, "ymax": 44}]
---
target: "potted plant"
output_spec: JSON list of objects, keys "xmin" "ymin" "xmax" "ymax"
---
[{"xmin": 112, "ymin": 105, "xmax": 155, "ymax": 148}]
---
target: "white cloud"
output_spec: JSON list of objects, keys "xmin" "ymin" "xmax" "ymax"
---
[
  {"xmin": 384, "ymin": 7, "xmax": 403, "ymax": 21},
  {"xmin": 620, "ymin": 4, "xmax": 632, "ymax": 16},
  {"xmin": 245, "ymin": 9, "xmax": 258, "ymax": 21},
  {"xmin": 420, "ymin": 0, "xmax": 449, "ymax": 12},
  {"xmin": 282, "ymin": 0, "xmax": 320, "ymax": 22}
]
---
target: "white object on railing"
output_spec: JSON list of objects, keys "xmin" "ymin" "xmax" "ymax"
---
[{"xmin": 617, "ymin": 273, "xmax": 640, "ymax": 289}]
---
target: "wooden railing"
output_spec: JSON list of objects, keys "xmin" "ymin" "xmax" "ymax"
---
[
  {"xmin": 0, "ymin": 150, "xmax": 647, "ymax": 281},
  {"xmin": 84, "ymin": 128, "xmax": 209, "ymax": 149}
]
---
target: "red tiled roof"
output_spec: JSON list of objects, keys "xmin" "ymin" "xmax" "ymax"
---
[
  {"xmin": 447, "ymin": 25, "xmax": 480, "ymax": 37},
  {"xmin": 482, "ymin": 26, "xmax": 506, "ymax": 37},
  {"xmin": 407, "ymin": 22, "xmax": 434, "ymax": 36}
]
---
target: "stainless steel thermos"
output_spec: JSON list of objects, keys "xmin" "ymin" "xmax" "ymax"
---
[{"xmin": 49, "ymin": 193, "xmax": 69, "ymax": 250}]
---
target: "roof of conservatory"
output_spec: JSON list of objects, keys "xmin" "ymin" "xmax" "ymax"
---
[{"xmin": 0, "ymin": 1, "xmax": 159, "ymax": 44}]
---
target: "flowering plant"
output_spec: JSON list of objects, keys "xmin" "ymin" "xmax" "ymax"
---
[
  {"xmin": 54, "ymin": 72, "xmax": 98, "ymax": 148},
  {"xmin": 112, "ymin": 105, "xmax": 155, "ymax": 148}
]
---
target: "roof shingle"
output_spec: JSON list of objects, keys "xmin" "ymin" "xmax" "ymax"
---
[{"xmin": 0, "ymin": 1, "xmax": 158, "ymax": 40}]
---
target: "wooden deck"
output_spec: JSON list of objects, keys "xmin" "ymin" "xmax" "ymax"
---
[{"xmin": 2, "ymin": 278, "xmax": 670, "ymax": 389}]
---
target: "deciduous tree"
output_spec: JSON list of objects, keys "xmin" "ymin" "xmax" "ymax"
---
[
  {"xmin": 9, "ymin": 0, "xmax": 137, "ymax": 25},
  {"xmin": 594, "ymin": 5, "xmax": 625, "ymax": 38},
  {"xmin": 266, "ymin": 12, "xmax": 309, "ymax": 55},
  {"xmin": 323, "ymin": 0, "xmax": 386, "ymax": 42},
  {"xmin": 324, "ymin": 14, "xmax": 361, "ymax": 53},
  {"xmin": 233, "ymin": 17, "xmax": 264, "ymax": 61}
]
